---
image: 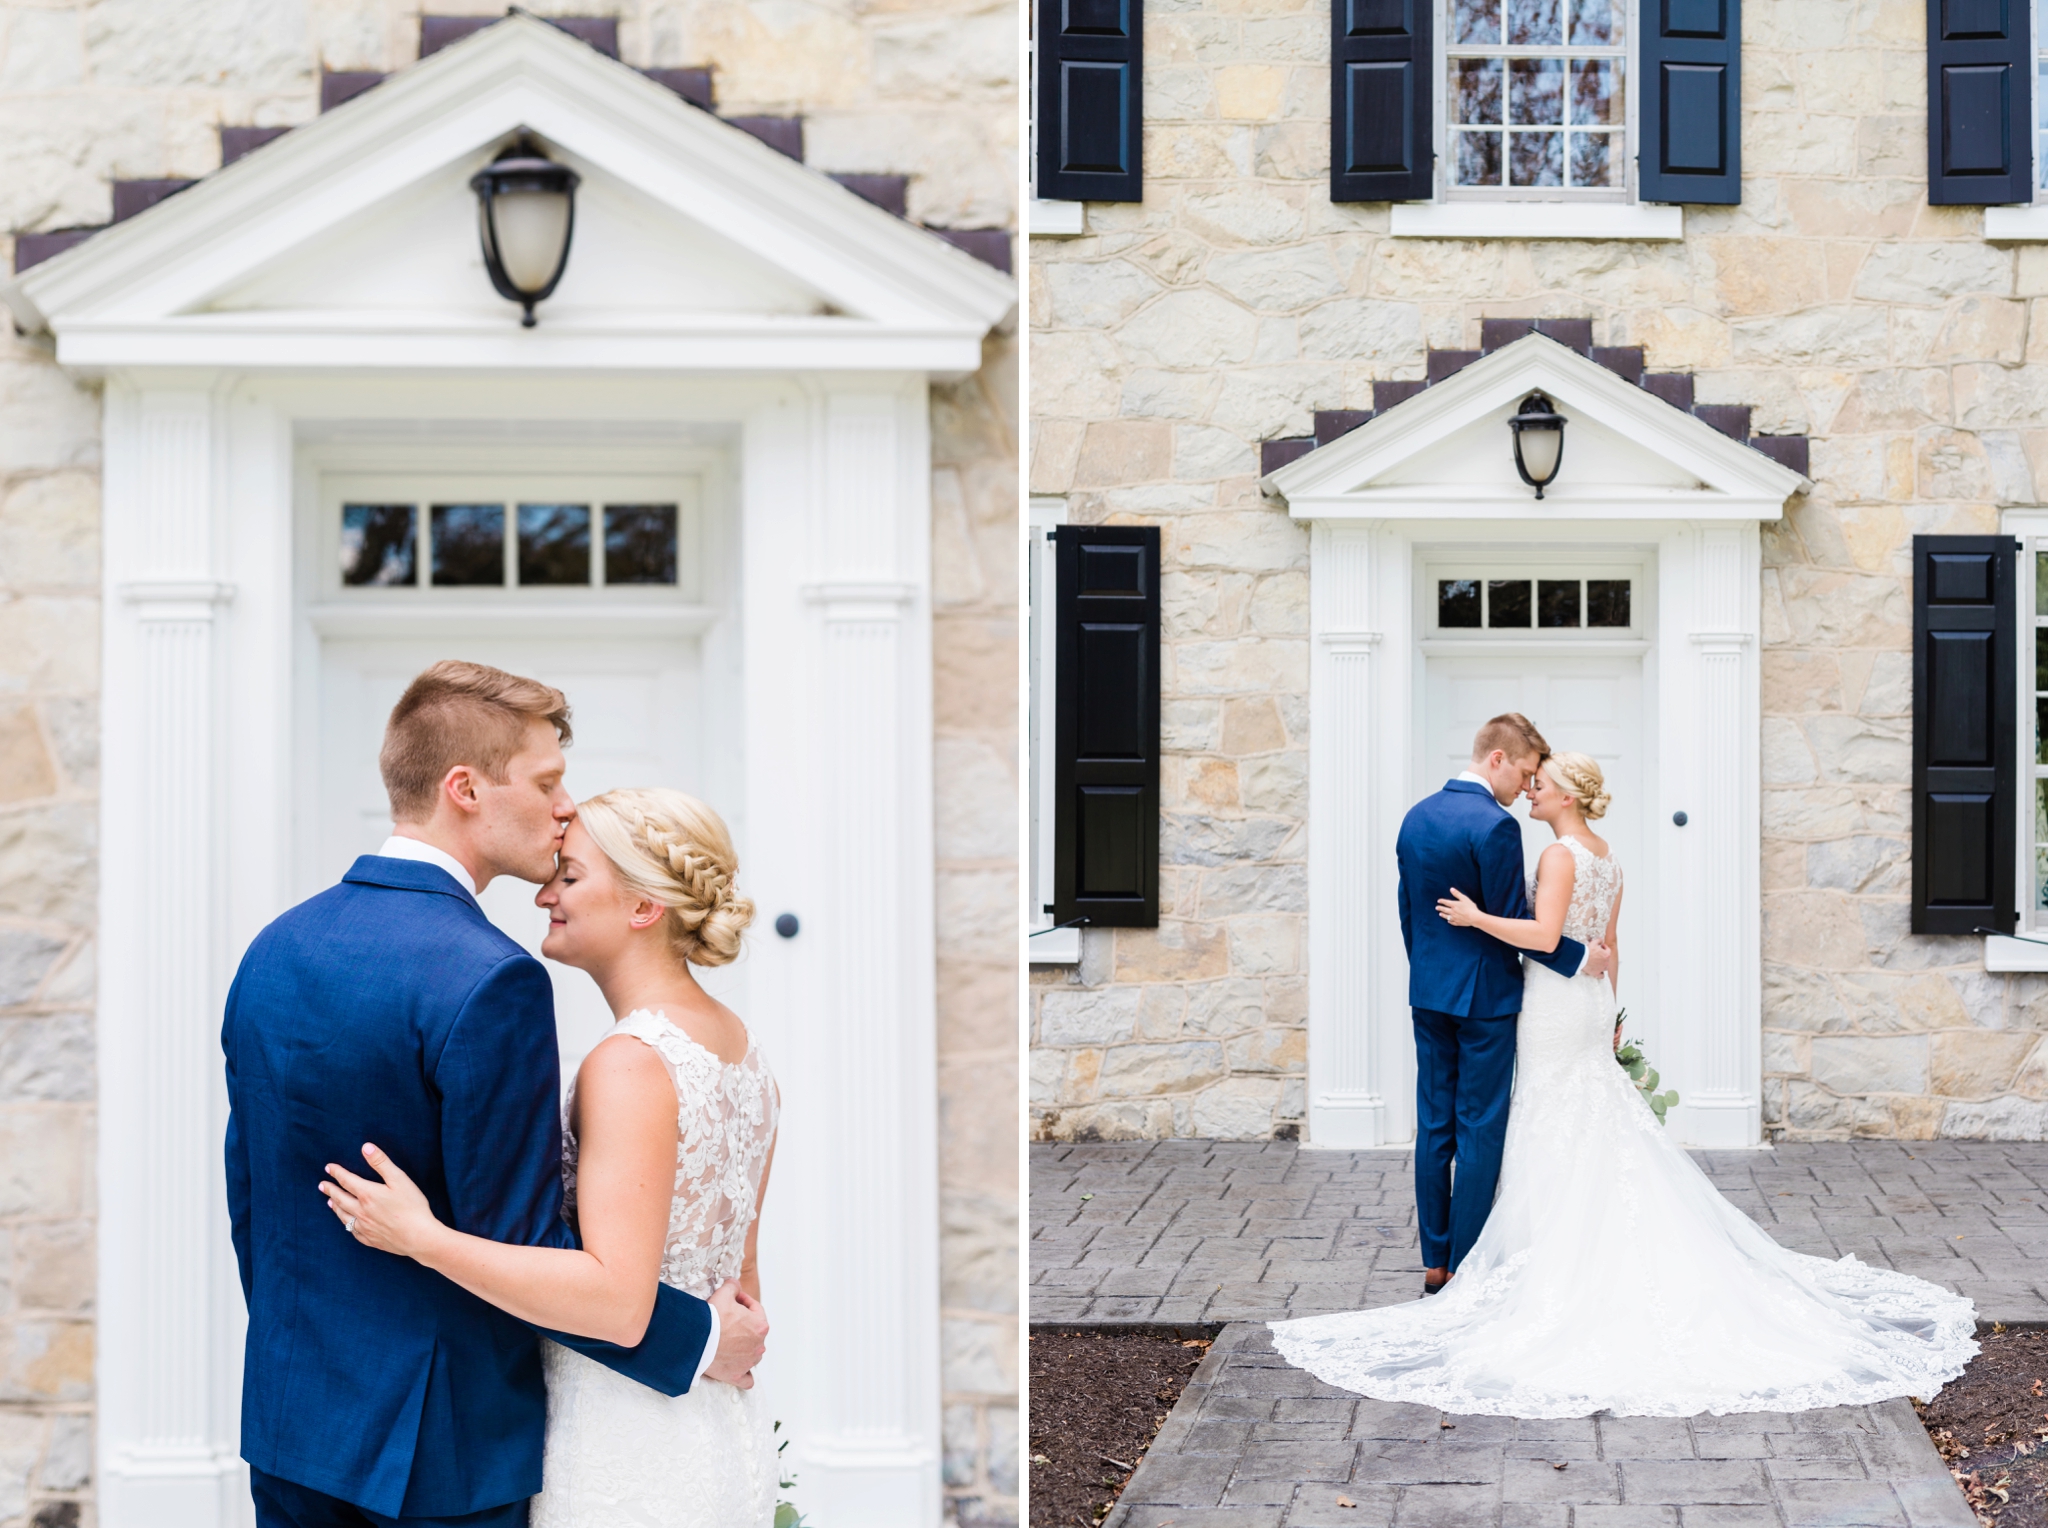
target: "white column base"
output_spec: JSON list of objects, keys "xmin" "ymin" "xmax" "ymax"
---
[
  {"xmin": 1667, "ymin": 1094, "xmax": 1762, "ymax": 1148},
  {"xmin": 1307, "ymin": 1093, "xmax": 1388, "ymax": 1148},
  {"xmin": 802, "ymin": 1446, "xmax": 941, "ymax": 1528},
  {"xmin": 103, "ymin": 1452, "xmax": 247, "ymax": 1528}
]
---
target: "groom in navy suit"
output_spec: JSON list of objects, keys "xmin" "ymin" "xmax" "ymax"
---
[
  {"xmin": 1397, "ymin": 712, "xmax": 1610, "ymax": 1295},
  {"xmin": 223, "ymin": 662, "xmax": 769, "ymax": 1527}
]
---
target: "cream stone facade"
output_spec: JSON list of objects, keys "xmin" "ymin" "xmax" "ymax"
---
[
  {"xmin": 0, "ymin": 4, "xmax": 1017, "ymax": 1527},
  {"xmin": 1028, "ymin": 0, "xmax": 2048, "ymax": 1152}
]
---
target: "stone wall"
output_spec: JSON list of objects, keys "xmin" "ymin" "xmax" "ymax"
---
[
  {"xmin": 0, "ymin": 3, "xmax": 1017, "ymax": 1525},
  {"xmin": 1027, "ymin": 0, "xmax": 2048, "ymax": 1149}
]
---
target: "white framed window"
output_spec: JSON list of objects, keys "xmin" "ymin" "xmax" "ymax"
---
[
  {"xmin": 1027, "ymin": 495, "xmax": 1081, "ymax": 962},
  {"xmin": 1390, "ymin": 0, "xmax": 1680, "ymax": 238},
  {"xmin": 1026, "ymin": 18, "xmax": 1086, "ymax": 236},
  {"xmin": 1420, "ymin": 561, "xmax": 1645, "ymax": 641},
  {"xmin": 1991, "ymin": 512, "xmax": 2048, "ymax": 968},
  {"xmin": 1445, "ymin": 0, "xmax": 1627, "ymax": 202}
]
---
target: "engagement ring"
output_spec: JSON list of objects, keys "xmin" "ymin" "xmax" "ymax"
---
[{"xmin": 344, "ymin": 1216, "xmax": 356, "ymax": 1234}]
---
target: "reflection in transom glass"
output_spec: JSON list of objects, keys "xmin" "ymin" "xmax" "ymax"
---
[
  {"xmin": 1450, "ymin": 0, "xmax": 1623, "ymax": 193},
  {"xmin": 341, "ymin": 504, "xmax": 416, "ymax": 587},
  {"xmin": 1433, "ymin": 574, "xmax": 1634, "ymax": 631},
  {"xmin": 431, "ymin": 504, "xmax": 506, "ymax": 586},
  {"xmin": 518, "ymin": 504, "xmax": 591, "ymax": 586},
  {"xmin": 604, "ymin": 505, "xmax": 679, "ymax": 585}
]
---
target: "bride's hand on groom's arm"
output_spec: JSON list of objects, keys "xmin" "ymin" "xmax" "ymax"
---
[{"xmin": 321, "ymin": 1144, "xmax": 450, "ymax": 1262}]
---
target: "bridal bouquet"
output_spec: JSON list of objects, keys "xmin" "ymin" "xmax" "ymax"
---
[{"xmin": 1612, "ymin": 1010, "xmax": 1679, "ymax": 1125}]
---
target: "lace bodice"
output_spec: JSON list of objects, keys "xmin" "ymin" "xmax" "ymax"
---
[
  {"xmin": 560, "ymin": 1009, "xmax": 779, "ymax": 1299},
  {"xmin": 1532, "ymin": 834, "xmax": 1622, "ymax": 947}
]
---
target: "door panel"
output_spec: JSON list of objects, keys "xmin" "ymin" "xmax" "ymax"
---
[{"xmin": 317, "ymin": 636, "xmax": 716, "ymax": 1083}]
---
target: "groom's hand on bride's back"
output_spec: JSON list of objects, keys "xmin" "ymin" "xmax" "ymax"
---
[
  {"xmin": 703, "ymin": 1277, "xmax": 769, "ymax": 1388},
  {"xmin": 1582, "ymin": 941, "xmax": 1613, "ymax": 979}
]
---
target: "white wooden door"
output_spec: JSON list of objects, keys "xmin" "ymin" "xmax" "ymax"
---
[{"xmin": 316, "ymin": 635, "xmax": 729, "ymax": 1083}]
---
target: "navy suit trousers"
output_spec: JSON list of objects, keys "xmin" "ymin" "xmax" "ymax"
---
[
  {"xmin": 1412, "ymin": 1006, "xmax": 1516, "ymax": 1273},
  {"xmin": 251, "ymin": 1469, "xmax": 527, "ymax": 1528}
]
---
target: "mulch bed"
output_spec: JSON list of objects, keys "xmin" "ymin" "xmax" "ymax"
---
[
  {"xmin": 1918, "ymin": 1326, "xmax": 2048, "ymax": 1526},
  {"xmin": 1027, "ymin": 1329, "xmax": 1213, "ymax": 1528}
]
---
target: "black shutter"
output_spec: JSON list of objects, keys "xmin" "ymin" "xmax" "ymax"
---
[
  {"xmin": 1036, "ymin": 0, "xmax": 1143, "ymax": 202},
  {"xmin": 1638, "ymin": 0, "xmax": 1742, "ymax": 204},
  {"xmin": 1052, "ymin": 526, "xmax": 1160, "ymax": 928},
  {"xmin": 1912, "ymin": 535, "xmax": 2019, "ymax": 935},
  {"xmin": 1330, "ymin": 0, "xmax": 1433, "ymax": 202},
  {"xmin": 1927, "ymin": 0, "xmax": 2032, "ymax": 204}
]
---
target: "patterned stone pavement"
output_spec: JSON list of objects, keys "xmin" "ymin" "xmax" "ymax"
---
[
  {"xmin": 1031, "ymin": 1139, "xmax": 2048, "ymax": 1326},
  {"xmin": 1032, "ymin": 1141, "xmax": 2040, "ymax": 1527}
]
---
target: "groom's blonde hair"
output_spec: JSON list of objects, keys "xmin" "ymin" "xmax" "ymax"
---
[
  {"xmin": 381, "ymin": 660, "xmax": 573, "ymax": 821},
  {"xmin": 1472, "ymin": 712, "xmax": 1549, "ymax": 764}
]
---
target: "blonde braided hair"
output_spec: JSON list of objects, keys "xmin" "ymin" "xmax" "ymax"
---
[
  {"xmin": 1543, "ymin": 750, "xmax": 1612, "ymax": 821},
  {"xmin": 576, "ymin": 788, "xmax": 754, "ymax": 967}
]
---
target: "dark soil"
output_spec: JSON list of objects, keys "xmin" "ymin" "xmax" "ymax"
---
[
  {"xmin": 1918, "ymin": 1326, "xmax": 2048, "ymax": 1526},
  {"xmin": 1027, "ymin": 1329, "xmax": 1213, "ymax": 1528}
]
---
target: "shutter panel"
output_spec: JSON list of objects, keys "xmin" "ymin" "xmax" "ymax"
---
[
  {"xmin": 1052, "ymin": 525, "xmax": 1160, "ymax": 928},
  {"xmin": 1036, "ymin": 0, "xmax": 1143, "ymax": 202},
  {"xmin": 1330, "ymin": 0, "xmax": 1433, "ymax": 202},
  {"xmin": 1638, "ymin": 0, "xmax": 1742, "ymax": 205},
  {"xmin": 1926, "ymin": 0, "xmax": 2032, "ymax": 204},
  {"xmin": 1912, "ymin": 534, "xmax": 2019, "ymax": 935}
]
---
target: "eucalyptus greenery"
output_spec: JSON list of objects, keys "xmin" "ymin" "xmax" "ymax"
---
[
  {"xmin": 776, "ymin": 1421, "xmax": 812, "ymax": 1528},
  {"xmin": 1612, "ymin": 1009, "xmax": 1679, "ymax": 1125}
]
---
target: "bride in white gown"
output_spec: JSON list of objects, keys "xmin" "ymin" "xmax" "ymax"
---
[
  {"xmin": 1270, "ymin": 752, "xmax": 1978, "ymax": 1418},
  {"xmin": 322, "ymin": 789, "xmax": 779, "ymax": 1524}
]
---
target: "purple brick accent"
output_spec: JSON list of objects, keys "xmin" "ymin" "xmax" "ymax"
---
[
  {"xmin": 548, "ymin": 17, "xmax": 619, "ymax": 55},
  {"xmin": 727, "ymin": 116, "xmax": 803, "ymax": 160},
  {"xmin": 419, "ymin": 15, "xmax": 493, "ymax": 55},
  {"xmin": 1480, "ymin": 317, "xmax": 1535, "ymax": 352},
  {"xmin": 642, "ymin": 68, "xmax": 715, "ymax": 109},
  {"xmin": 220, "ymin": 126, "xmax": 290, "ymax": 166},
  {"xmin": 1261, "ymin": 438, "xmax": 1316, "ymax": 475},
  {"xmin": 13, "ymin": 228, "xmax": 100, "ymax": 273},
  {"xmin": 1693, "ymin": 403, "xmax": 1751, "ymax": 440},
  {"xmin": 926, "ymin": 227, "xmax": 1011, "ymax": 273},
  {"xmin": 112, "ymin": 179, "xmax": 196, "ymax": 223},
  {"xmin": 1749, "ymin": 435, "xmax": 1811, "ymax": 475},
  {"xmin": 1535, "ymin": 317, "xmax": 1593, "ymax": 353},
  {"xmin": 1592, "ymin": 345, "xmax": 1645, "ymax": 383},
  {"xmin": 1313, "ymin": 409, "xmax": 1374, "ymax": 446},
  {"xmin": 1373, "ymin": 379, "xmax": 1427, "ymax": 410},
  {"xmin": 1426, "ymin": 348, "xmax": 1482, "ymax": 383},
  {"xmin": 830, "ymin": 174, "xmax": 909, "ymax": 218},
  {"xmin": 321, "ymin": 71, "xmax": 385, "ymax": 111},
  {"xmin": 1643, "ymin": 372, "xmax": 1694, "ymax": 411}
]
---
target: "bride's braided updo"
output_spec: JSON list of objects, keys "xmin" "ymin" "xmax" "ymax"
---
[
  {"xmin": 1544, "ymin": 751, "xmax": 1611, "ymax": 821},
  {"xmin": 575, "ymin": 788, "xmax": 755, "ymax": 967}
]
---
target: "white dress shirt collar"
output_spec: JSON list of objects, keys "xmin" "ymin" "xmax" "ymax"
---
[
  {"xmin": 376, "ymin": 834, "xmax": 479, "ymax": 896},
  {"xmin": 1456, "ymin": 769, "xmax": 1491, "ymax": 788}
]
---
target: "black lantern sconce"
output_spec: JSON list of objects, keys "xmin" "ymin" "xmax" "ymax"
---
[
  {"xmin": 1508, "ymin": 391, "xmax": 1566, "ymax": 499},
  {"xmin": 470, "ymin": 136, "xmax": 580, "ymax": 327}
]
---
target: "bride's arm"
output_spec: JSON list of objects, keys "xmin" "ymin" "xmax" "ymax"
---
[
  {"xmin": 1602, "ymin": 881, "xmax": 1623, "ymax": 994},
  {"xmin": 320, "ymin": 1034, "xmax": 677, "ymax": 1347},
  {"xmin": 1437, "ymin": 842, "xmax": 1575, "ymax": 952}
]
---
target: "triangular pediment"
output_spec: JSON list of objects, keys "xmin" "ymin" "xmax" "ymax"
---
[
  {"xmin": 1268, "ymin": 335, "xmax": 1808, "ymax": 521},
  {"xmin": 3, "ymin": 14, "xmax": 1013, "ymax": 372}
]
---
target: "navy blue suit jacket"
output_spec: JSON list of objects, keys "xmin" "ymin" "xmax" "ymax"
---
[
  {"xmin": 223, "ymin": 856, "xmax": 713, "ymax": 1518},
  {"xmin": 1396, "ymin": 780, "xmax": 1588, "ymax": 1018}
]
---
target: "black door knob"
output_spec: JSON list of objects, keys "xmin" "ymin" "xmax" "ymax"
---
[
  {"xmin": 1672, "ymin": 811, "xmax": 1688, "ymax": 827},
  {"xmin": 774, "ymin": 912, "xmax": 800, "ymax": 939}
]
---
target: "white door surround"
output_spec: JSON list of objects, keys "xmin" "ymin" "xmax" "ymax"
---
[
  {"xmin": 1265, "ymin": 336, "xmax": 1807, "ymax": 1155},
  {"xmin": 4, "ymin": 18, "xmax": 1013, "ymax": 1528}
]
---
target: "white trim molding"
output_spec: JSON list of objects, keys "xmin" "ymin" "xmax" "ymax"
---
[
  {"xmin": 1985, "ymin": 205, "xmax": 2048, "ymax": 239},
  {"xmin": 1389, "ymin": 202, "xmax": 1683, "ymax": 240},
  {"xmin": 1028, "ymin": 199, "xmax": 1087, "ymax": 236},
  {"xmin": 1271, "ymin": 338, "xmax": 1795, "ymax": 1152}
]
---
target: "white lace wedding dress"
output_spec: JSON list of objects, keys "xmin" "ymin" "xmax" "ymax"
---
[
  {"xmin": 1271, "ymin": 836, "xmax": 1978, "ymax": 1417},
  {"xmin": 531, "ymin": 1010, "xmax": 780, "ymax": 1526}
]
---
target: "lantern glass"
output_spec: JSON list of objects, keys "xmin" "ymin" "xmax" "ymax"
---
[
  {"xmin": 1517, "ymin": 419, "xmax": 1563, "ymax": 483},
  {"xmin": 487, "ymin": 189, "xmax": 573, "ymax": 293}
]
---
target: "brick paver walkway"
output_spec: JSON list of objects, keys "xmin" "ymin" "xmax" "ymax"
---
[
  {"xmin": 1031, "ymin": 1140, "xmax": 2048, "ymax": 1326},
  {"xmin": 1032, "ymin": 1141, "xmax": 2040, "ymax": 1527}
]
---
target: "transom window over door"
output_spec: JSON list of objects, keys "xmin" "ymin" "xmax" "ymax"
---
[
  {"xmin": 1428, "ymin": 566, "xmax": 1639, "ymax": 634},
  {"xmin": 1449, "ymin": 0, "xmax": 1626, "ymax": 197}
]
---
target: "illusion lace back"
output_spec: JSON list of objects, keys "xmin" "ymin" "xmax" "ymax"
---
[
  {"xmin": 1271, "ymin": 838, "xmax": 1978, "ymax": 1418},
  {"xmin": 532, "ymin": 1011, "xmax": 780, "ymax": 1527}
]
